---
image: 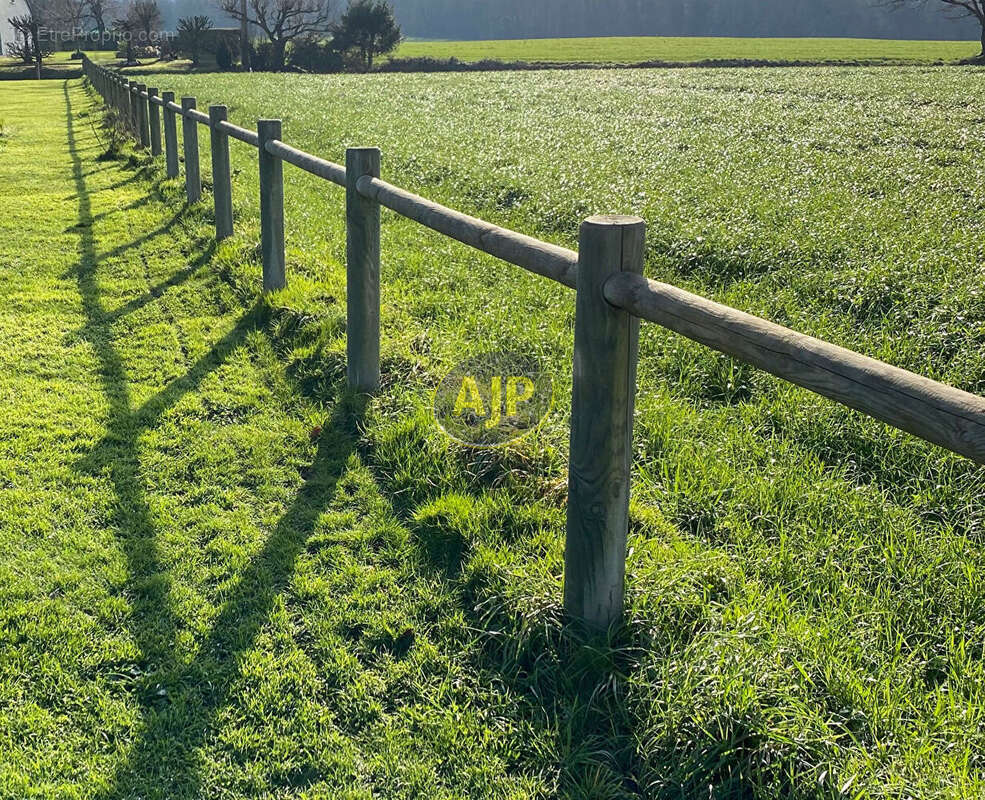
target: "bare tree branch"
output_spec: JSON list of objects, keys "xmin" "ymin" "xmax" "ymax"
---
[
  {"xmin": 877, "ymin": 0, "xmax": 985, "ymax": 54},
  {"xmin": 219, "ymin": 0, "xmax": 334, "ymax": 70}
]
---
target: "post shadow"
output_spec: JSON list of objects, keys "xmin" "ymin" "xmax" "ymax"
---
[{"xmin": 65, "ymin": 81, "xmax": 366, "ymax": 798}]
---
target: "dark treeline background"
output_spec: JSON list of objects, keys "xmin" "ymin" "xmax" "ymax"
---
[
  {"xmin": 155, "ymin": 0, "xmax": 979, "ymax": 40},
  {"xmin": 384, "ymin": 0, "xmax": 978, "ymax": 41}
]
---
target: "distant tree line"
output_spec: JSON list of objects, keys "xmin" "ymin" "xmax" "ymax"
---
[
  {"xmin": 386, "ymin": 0, "xmax": 979, "ymax": 41},
  {"xmin": 6, "ymin": 0, "xmax": 403, "ymax": 74}
]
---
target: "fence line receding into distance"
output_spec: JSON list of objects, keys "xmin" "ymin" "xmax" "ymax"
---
[{"xmin": 82, "ymin": 56, "xmax": 985, "ymax": 632}]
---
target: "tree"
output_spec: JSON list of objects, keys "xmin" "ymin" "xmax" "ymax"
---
[
  {"xmin": 176, "ymin": 14, "xmax": 213, "ymax": 65},
  {"xmin": 59, "ymin": 0, "xmax": 90, "ymax": 55},
  {"xmin": 130, "ymin": 0, "xmax": 163, "ymax": 40},
  {"xmin": 878, "ymin": 0, "xmax": 985, "ymax": 55},
  {"xmin": 5, "ymin": 2, "xmax": 62, "ymax": 79},
  {"xmin": 113, "ymin": 4, "xmax": 140, "ymax": 62},
  {"xmin": 114, "ymin": 0, "xmax": 162, "ymax": 61},
  {"xmin": 6, "ymin": 17, "xmax": 40, "ymax": 64},
  {"xmin": 85, "ymin": 0, "xmax": 119, "ymax": 39},
  {"xmin": 219, "ymin": 0, "xmax": 334, "ymax": 71},
  {"xmin": 332, "ymin": 0, "xmax": 400, "ymax": 70}
]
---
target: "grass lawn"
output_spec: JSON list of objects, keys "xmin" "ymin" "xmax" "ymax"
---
[
  {"xmin": 0, "ymin": 50, "xmax": 116, "ymax": 79},
  {"xmin": 0, "ymin": 79, "xmax": 549, "ymax": 798},
  {"xmin": 392, "ymin": 35, "xmax": 982, "ymax": 64},
  {"xmin": 2, "ymin": 61, "xmax": 985, "ymax": 797}
]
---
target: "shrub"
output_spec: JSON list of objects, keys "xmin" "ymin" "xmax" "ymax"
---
[
  {"xmin": 250, "ymin": 40, "xmax": 274, "ymax": 71},
  {"xmin": 216, "ymin": 40, "xmax": 233, "ymax": 70},
  {"xmin": 288, "ymin": 37, "xmax": 344, "ymax": 73},
  {"xmin": 332, "ymin": 0, "xmax": 402, "ymax": 71}
]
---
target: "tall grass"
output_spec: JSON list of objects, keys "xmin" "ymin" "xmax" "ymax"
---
[{"xmin": 114, "ymin": 65, "xmax": 985, "ymax": 795}]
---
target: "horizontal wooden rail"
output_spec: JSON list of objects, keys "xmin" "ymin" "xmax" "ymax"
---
[
  {"xmin": 216, "ymin": 119, "xmax": 260, "ymax": 147},
  {"xmin": 604, "ymin": 271, "xmax": 985, "ymax": 465},
  {"xmin": 356, "ymin": 175, "xmax": 579, "ymax": 289},
  {"xmin": 265, "ymin": 139, "xmax": 346, "ymax": 186},
  {"xmin": 185, "ymin": 107, "xmax": 211, "ymax": 126}
]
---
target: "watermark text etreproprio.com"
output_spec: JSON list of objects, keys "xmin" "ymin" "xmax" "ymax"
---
[{"xmin": 37, "ymin": 28, "xmax": 177, "ymax": 45}]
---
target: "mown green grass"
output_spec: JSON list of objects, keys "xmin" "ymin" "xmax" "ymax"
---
[
  {"xmin": 0, "ymin": 80, "xmax": 553, "ymax": 799},
  {"xmin": 392, "ymin": 35, "xmax": 981, "ymax": 65},
  {"xmin": 2, "ymin": 62, "xmax": 985, "ymax": 797},
  {"xmin": 149, "ymin": 65, "xmax": 985, "ymax": 797},
  {"xmin": 0, "ymin": 50, "xmax": 115, "ymax": 79}
]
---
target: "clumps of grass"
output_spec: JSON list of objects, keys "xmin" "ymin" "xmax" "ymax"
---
[
  {"xmin": 96, "ymin": 108, "xmax": 129, "ymax": 161},
  {"xmin": 52, "ymin": 65, "xmax": 985, "ymax": 796}
]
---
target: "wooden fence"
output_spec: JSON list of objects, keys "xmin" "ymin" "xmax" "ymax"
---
[{"xmin": 82, "ymin": 56, "xmax": 985, "ymax": 632}]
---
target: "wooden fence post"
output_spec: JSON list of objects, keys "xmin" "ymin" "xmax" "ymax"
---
[
  {"xmin": 257, "ymin": 119, "xmax": 286, "ymax": 291},
  {"xmin": 209, "ymin": 105, "xmax": 234, "ymax": 241},
  {"xmin": 345, "ymin": 147, "xmax": 382, "ymax": 393},
  {"xmin": 564, "ymin": 214, "xmax": 646, "ymax": 631},
  {"xmin": 120, "ymin": 80, "xmax": 130, "ymax": 132},
  {"xmin": 147, "ymin": 87, "xmax": 161, "ymax": 157},
  {"xmin": 162, "ymin": 91, "xmax": 179, "ymax": 179},
  {"xmin": 136, "ymin": 83, "xmax": 149, "ymax": 149},
  {"xmin": 129, "ymin": 81, "xmax": 139, "ymax": 137},
  {"xmin": 181, "ymin": 97, "xmax": 201, "ymax": 204}
]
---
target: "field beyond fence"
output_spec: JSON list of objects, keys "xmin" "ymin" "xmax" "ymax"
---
[{"xmin": 84, "ymin": 55, "xmax": 985, "ymax": 631}]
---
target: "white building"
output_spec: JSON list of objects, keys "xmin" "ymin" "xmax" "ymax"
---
[{"xmin": 1, "ymin": 0, "xmax": 32, "ymax": 58}]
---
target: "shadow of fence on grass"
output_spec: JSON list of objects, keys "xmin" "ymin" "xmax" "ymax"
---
[
  {"xmin": 65, "ymin": 80, "xmax": 368, "ymax": 799},
  {"xmin": 63, "ymin": 78, "xmax": 828, "ymax": 800}
]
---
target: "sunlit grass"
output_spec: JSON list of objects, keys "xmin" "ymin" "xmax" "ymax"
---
[
  {"xmin": 392, "ymin": 35, "xmax": 981, "ymax": 64},
  {"xmin": 1, "ymin": 63, "xmax": 984, "ymax": 798}
]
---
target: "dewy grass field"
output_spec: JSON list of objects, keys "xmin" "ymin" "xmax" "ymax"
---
[
  {"xmin": 1, "ymin": 62, "xmax": 985, "ymax": 797},
  {"xmin": 391, "ymin": 35, "xmax": 981, "ymax": 64}
]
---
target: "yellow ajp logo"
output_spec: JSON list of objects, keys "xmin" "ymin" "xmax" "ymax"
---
[{"xmin": 434, "ymin": 352, "xmax": 553, "ymax": 447}]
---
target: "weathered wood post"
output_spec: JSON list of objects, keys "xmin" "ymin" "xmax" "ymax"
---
[
  {"xmin": 257, "ymin": 120, "xmax": 286, "ymax": 291},
  {"xmin": 128, "ymin": 81, "xmax": 139, "ymax": 137},
  {"xmin": 209, "ymin": 105, "xmax": 234, "ymax": 241},
  {"xmin": 147, "ymin": 87, "xmax": 162, "ymax": 157},
  {"xmin": 564, "ymin": 214, "xmax": 645, "ymax": 631},
  {"xmin": 162, "ymin": 91, "xmax": 179, "ymax": 179},
  {"xmin": 345, "ymin": 147, "xmax": 382, "ymax": 393},
  {"xmin": 120, "ymin": 80, "xmax": 130, "ymax": 131},
  {"xmin": 181, "ymin": 97, "xmax": 201, "ymax": 204},
  {"xmin": 136, "ymin": 83, "xmax": 150, "ymax": 149}
]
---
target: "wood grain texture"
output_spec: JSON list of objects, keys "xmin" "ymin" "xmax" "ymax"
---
[
  {"xmin": 356, "ymin": 175, "xmax": 578, "ymax": 289},
  {"xmin": 136, "ymin": 84, "xmax": 149, "ymax": 149},
  {"xmin": 604, "ymin": 272, "xmax": 985, "ymax": 465},
  {"xmin": 147, "ymin": 88, "xmax": 162, "ymax": 157},
  {"xmin": 564, "ymin": 215, "xmax": 645, "ymax": 631},
  {"xmin": 216, "ymin": 120, "xmax": 260, "ymax": 148},
  {"xmin": 346, "ymin": 148, "xmax": 382, "ymax": 394},
  {"xmin": 161, "ymin": 91, "xmax": 179, "ymax": 179},
  {"xmin": 180, "ymin": 97, "xmax": 201, "ymax": 204},
  {"xmin": 209, "ymin": 105, "xmax": 234, "ymax": 241},
  {"xmin": 257, "ymin": 119, "xmax": 286, "ymax": 292},
  {"xmin": 127, "ymin": 82, "xmax": 138, "ymax": 137},
  {"xmin": 267, "ymin": 139, "xmax": 346, "ymax": 186},
  {"xmin": 184, "ymin": 108, "xmax": 211, "ymax": 126}
]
